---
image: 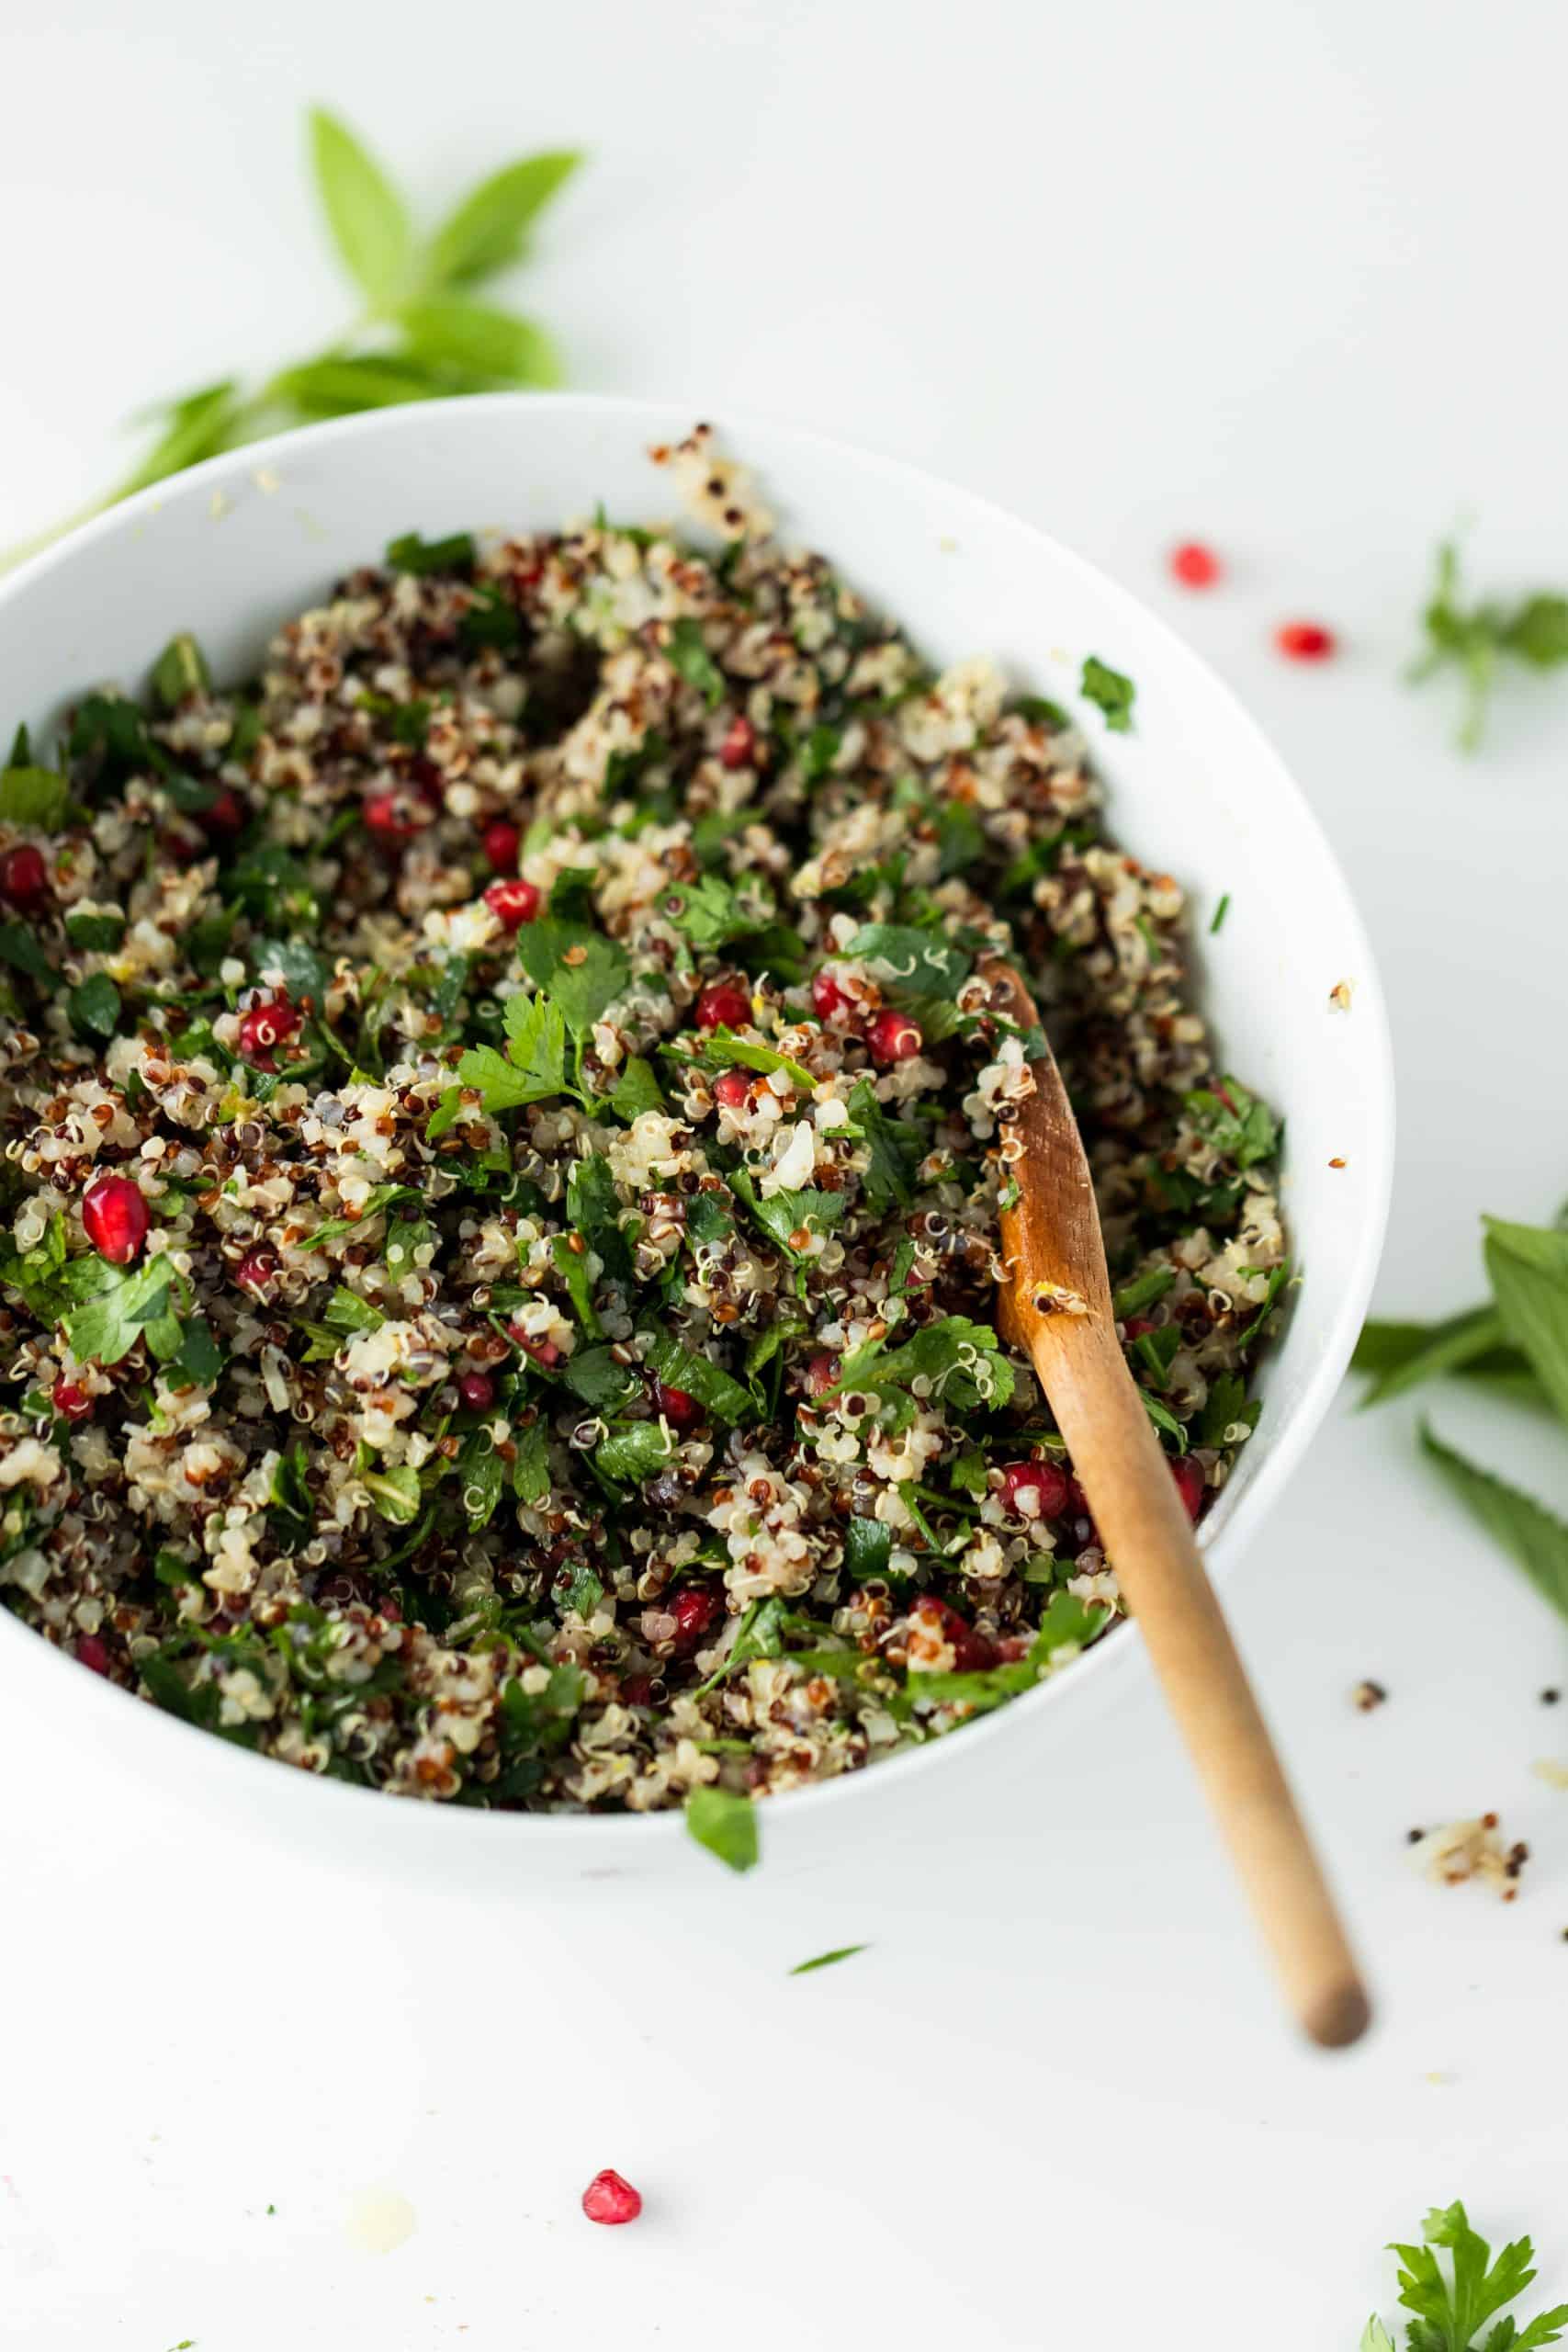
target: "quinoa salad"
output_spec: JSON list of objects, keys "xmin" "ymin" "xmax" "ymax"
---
[{"xmin": 0, "ymin": 425, "xmax": 1289, "ymax": 1837}]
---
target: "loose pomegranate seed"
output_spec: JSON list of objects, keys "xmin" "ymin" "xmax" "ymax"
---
[
  {"xmin": 718, "ymin": 715, "xmax": 756, "ymax": 769},
  {"xmin": 657, "ymin": 1382, "xmax": 698, "ymax": 1430},
  {"xmin": 82, "ymin": 1174, "xmax": 149, "ymax": 1265},
  {"xmin": 669, "ymin": 1587, "xmax": 719, "ymax": 1651},
  {"xmin": 0, "ymin": 843, "xmax": 49, "ymax": 911},
  {"xmin": 458, "ymin": 1371, "xmax": 496, "ymax": 1413},
  {"xmin": 481, "ymin": 820, "xmax": 521, "ymax": 873},
  {"xmin": 1275, "ymin": 620, "xmax": 1336, "ymax": 662},
  {"xmin": 364, "ymin": 790, "xmax": 422, "ymax": 843},
  {"xmin": 868, "ymin": 1009, "xmax": 921, "ymax": 1065},
  {"xmin": 76, "ymin": 1634, "xmax": 111, "ymax": 1677},
  {"xmin": 1171, "ymin": 1455, "xmax": 1206, "ymax": 1521},
  {"xmin": 237, "ymin": 995, "xmax": 302, "ymax": 1069},
  {"xmin": 199, "ymin": 788, "xmax": 247, "ymax": 838},
  {"xmin": 805, "ymin": 1351, "xmax": 840, "ymax": 1396},
  {"xmin": 621, "ymin": 1673, "xmax": 654, "ymax": 1707},
  {"xmin": 1169, "ymin": 541, "xmax": 1222, "ymax": 589},
  {"xmin": 51, "ymin": 1377, "xmax": 92, "ymax": 1421},
  {"xmin": 999, "ymin": 1461, "xmax": 1070, "ymax": 1521},
  {"xmin": 484, "ymin": 876, "xmax": 541, "ymax": 931},
  {"xmin": 581, "ymin": 2169, "xmax": 642, "ymax": 2226},
  {"xmin": 811, "ymin": 967, "xmax": 852, "ymax": 1020},
  {"xmin": 695, "ymin": 980, "xmax": 751, "ymax": 1032},
  {"xmin": 235, "ymin": 1245, "xmax": 277, "ymax": 1294},
  {"xmin": 712, "ymin": 1069, "xmax": 751, "ymax": 1110}
]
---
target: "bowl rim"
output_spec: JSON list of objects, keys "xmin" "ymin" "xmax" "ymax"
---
[{"xmin": 0, "ymin": 390, "xmax": 1395, "ymax": 1849}]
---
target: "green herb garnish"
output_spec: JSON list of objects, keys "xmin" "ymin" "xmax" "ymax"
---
[
  {"xmin": 685, "ymin": 1785, "xmax": 759, "ymax": 1873},
  {"xmin": 1079, "ymin": 655, "xmax": 1136, "ymax": 733},
  {"xmin": 1410, "ymin": 539, "xmax": 1568, "ymax": 750},
  {"xmin": 1363, "ymin": 2199, "xmax": 1568, "ymax": 2351}
]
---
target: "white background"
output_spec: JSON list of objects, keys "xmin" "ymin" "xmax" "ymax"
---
[{"xmin": 5, "ymin": 2, "xmax": 1568, "ymax": 2345}]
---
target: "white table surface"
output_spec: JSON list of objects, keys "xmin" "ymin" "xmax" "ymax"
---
[{"xmin": 5, "ymin": 2, "xmax": 1568, "ymax": 2344}]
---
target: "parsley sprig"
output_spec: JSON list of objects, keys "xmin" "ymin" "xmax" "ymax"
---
[
  {"xmin": 1363, "ymin": 2199, "xmax": 1568, "ymax": 2350},
  {"xmin": 1410, "ymin": 541, "xmax": 1568, "ymax": 749},
  {"xmin": 5, "ymin": 110, "xmax": 581, "ymax": 571},
  {"xmin": 1356, "ymin": 1207, "xmax": 1568, "ymax": 1622}
]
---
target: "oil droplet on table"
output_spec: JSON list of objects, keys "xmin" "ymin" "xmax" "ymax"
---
[{"xmin": 344, "ymin": 2186, "xmax": 417, "ymax": 2255}]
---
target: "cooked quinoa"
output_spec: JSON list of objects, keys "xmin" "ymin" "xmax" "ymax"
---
[{"xmin": 0, "ymin": 426, "xmax": 1289, "ymax": 1824}]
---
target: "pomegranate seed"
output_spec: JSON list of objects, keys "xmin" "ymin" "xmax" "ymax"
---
[
  {"xmin": 694, "ymin": 981, "xmax": 751, "ymax": 1031},
  {"xmin": 364, "ymin": 790, "xmax": 422, "ymax": 843},
  {"xmin": 235, "ymin": 1245, "xmax": 277, "ymax": 1294},
  {"xmin": 411, "ymin": 756, "xmax": 446, "ymax": 807},
  {"xmin": 0, "ymin": 843, "xmax": 49, "ymax": 911},
  {"xmin": 657, "ymin": 1382, "xmax": 698, "ymax": 1430},
  {"xmin": 76, "ymin": 1634, "xmax": 111, "ymax": 1677},
  {"xmin": 621, "ymin": 1673, "xmax": 654, "ymax": 1707},
  {"xmin": 669, "ymin": 1587, "xmax": 719, "ymax": 1651},
  {"xmin": 581, "ymin": 2169, "xmax": 642, "ymax": 2226},
  {"xmin": 51, "ymin": 1377, "xmax": 92, "ymax": 1421},
  {"xmin": 805, "ymin": 1352, "xmax": 839, "ymax": 1396},
  {"xmin": 1171, "ymin": 1455, "xmax": 1206, "ymax": 1521},
  {"xmin": 1275, "ymin": 620, "xmax": 1337, "ymax": 662},
  {"xmin": 718, "ymin": 715, "xmax": 756, "ymax": 769},
  {"xmin": 811, "ymin": 967, "xmax": 852, "ymax": 1020},
  {"xmin": 484, "ymin": 876, "xmax": 541, "ymax": 931},
  {"xmin": 237, "ymin": 995, "xmax": 302, "ymax": 1069},
  {"xmin": 999, "ymin": 1461, "xmax": 1070, "ymax": 1521},
  {"xmin": 916, "ymin": 1595, "xmax": 995, "ymax": 1673},
  {"xmin": 199, "ymin": 788, "xmax": 247, "ymax": 837},
  {"xmin": 868, "ymin": 1009, "xmax": 921, "ymax": 1065},
  {"xmin": 510, "ymin": 1326, "xmax": 559, "ymax": 1368},
  {"xmin": 481, "ymin": 819, "xmax": 521, "ymax": 873},
  {"xmin": 1169, "ymin": 541, "xmax": 1222, "ymax": 589},
  {"xmin": 458, "ymin": 1371, "xmax": 496, "ymax": 1413},
  {"xmin": 82, "ymin": 1174, "xmax": 149, "ymax": 1266},
  {"xmin": 1123, "ymin": 1317, "xmax": 1156, "ymax": 1341},
  {"xmin": 712, "ymin": 1069, "xmax": 751, "ymax": 1110}
]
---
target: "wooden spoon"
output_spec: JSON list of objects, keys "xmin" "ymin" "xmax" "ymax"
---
[{"xmin": 987, "ymin": 961, "xmax": 1370, "ymax": 2049}]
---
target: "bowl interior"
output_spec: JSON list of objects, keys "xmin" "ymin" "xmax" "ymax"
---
[{"xmin": 0, "ymin": 394, "xmax": 1392, "ymax": 1857}]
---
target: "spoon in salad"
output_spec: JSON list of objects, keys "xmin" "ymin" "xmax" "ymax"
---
[{"xmin": 986, "ymin": 960, "xmax": 1370, "ymax": 2048}]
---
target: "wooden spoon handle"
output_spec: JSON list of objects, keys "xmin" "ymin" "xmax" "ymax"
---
[{"xmin": 1041, "ymin": 1317, "xmax": 1370, "ymax": 2049}]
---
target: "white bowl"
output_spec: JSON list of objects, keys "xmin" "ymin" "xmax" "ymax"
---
[{"xmin": 0, "ymin": 394, "xmax": 1393, "ymax": 1883}]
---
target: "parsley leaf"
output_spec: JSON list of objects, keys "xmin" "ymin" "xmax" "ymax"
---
[
  {"xmin": 1386, "ymin": 2199, "xmax": 1568, "ymax": 2352},
  {"xmin": 672, "ymin": 1026, "xmax": 815, "ymax": 1091},
  {"xmin": 1411, "ymin": 539, "xmax": 1568, "ymax": 748},
  {"xmin": 830, "ymin": 1315, "xmax": 1015, "ymax": 1416},
  {"xmin": 457, "ymin": 993, "xmax": 569, "ymax": 1110},
  {"xmin": 607, "ymin": 1056, "xmax": 665, "ymax": 1123},
  {"xmin": 1079, "ymin": 654, "xmax": 1136, "ymax": 732},
  {"xmin": 846, "ymin": 1080, "xmax": 921, "ymax": 1211},
  {"xmin": 639, "ymin": 1328, "xmax": 754, "ymax": 1426},
  {"xmin": 513, "ymin": 920, "xmax": 630, "ymax": 1037},
  {"xmin": 62, "ymin": 1252, "xmax": 182, "ymax": 1368},
  {"xmin": 685, "ymin": 1785, "xmax": 758, "ymax": 1873},
  {"xmin": 842, "ymin": 924, "xmax": 972, "ymax": 997},
  {"xmin": 363, "ymin": 1463, "xmax": 423, "ymax": 1525},
  {"xmin": 0, "ymin": 765, "xmax": 71, "ymax": 830},
  {"xmin": 595, "ymin": 1419, "xmax": 675, "ymax": 1484},
  {"xmin": 728, "ymin": 1170, "xmax": 847, "ymax": 1261},
  {"xmin": 1183, "ymin": 1077, "xmax": 1280, "ymax": 1170},
  {"xmin": 666, "ymin": 617, "xmax": 725, "ymax": 707}
]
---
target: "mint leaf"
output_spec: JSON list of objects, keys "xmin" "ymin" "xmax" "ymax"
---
[
  {"xmin": 396, "ymin": 300, "xmax": 561, "ymax": 387},
  {"xmin": 1483, "ymin": 1217, "xmax": 1568, "ymax": 1426},
  {"xmin": 308, "ymin": 107, "xmax": 412, "ymax": 309},
  {"xmin": 423, "ymin": 150, "xmax": 581, "ymax": 287},
  {"xmin": 1080, "ymin": 654, "xmax": 1135, "ymax": 732},
  {"xmin": 1420, "ymin": 1423, "xmax": 1568, "ymax": 1624},
  {"xmin": 685, "ymin": 1785, "xmax": 758, "ymax": 1873},
  {"xmin": 1354, "ymin": 1304, "xmax": 1531, "ymax": 1407},
  {"xmin": 595, "ymin": 1419, "xmax": 675, "ymax": 1484},
  {"xmin": 789, "ymin": 1945, "xmax": 867, "ymax": 1975}
]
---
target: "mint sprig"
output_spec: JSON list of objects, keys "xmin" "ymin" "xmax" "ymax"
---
[{"xmin": 5, "ymin": 111, "xmax": 582, "ymax": 571}]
